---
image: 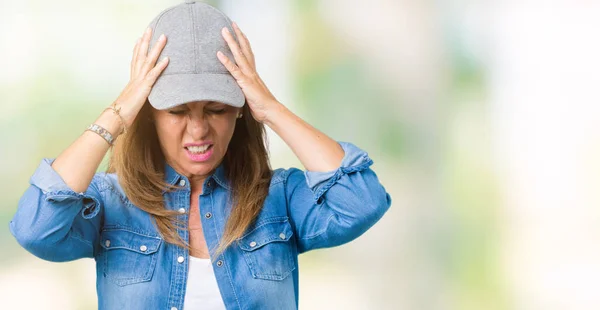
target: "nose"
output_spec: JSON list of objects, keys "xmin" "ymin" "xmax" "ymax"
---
[{"xmin": 186, "ymin": 111, "xmax": 210, "ymax": 139}]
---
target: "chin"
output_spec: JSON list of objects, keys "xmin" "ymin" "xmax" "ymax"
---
[
  {"xmin": 183, "ymin": 158, "xmax": 219, "ymax": 173},
  {"xmin": 185, "ymin": 161, "xmax": 213, "ymax": 170}
]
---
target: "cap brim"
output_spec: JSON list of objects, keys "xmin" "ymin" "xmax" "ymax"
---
[{"xmin": 148, "ymin": 73, "xmax": 245, "ymax": 110}]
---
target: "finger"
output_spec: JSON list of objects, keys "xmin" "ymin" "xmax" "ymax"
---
[
  {"xmin": 144, "ymin": 56, "xmax": 170, "ymax": 85},
  {"xmin": 141, "ymin": 33, "xmax": 167, "ymax": 75},
  {"xmin": 135, "ymin": 27, "xmax": 152, "ymax": 78},
  {"xmin": 217, "ymin": 50, "xmax": 245, "ymax": 81},
  {"xmin": 240, "ymin": 32, "xmax": 255, "ymax": 69},
  {"xmin": 232, "ymin": 22, "xmax": 255, "ymax": 69},
  {"xmin": 131, "ymin": 37, "xmax": 141, "ymax": 79},
  {"xmin": 221, "ymin": 26, "xmax": 252, "ymax": 75}
]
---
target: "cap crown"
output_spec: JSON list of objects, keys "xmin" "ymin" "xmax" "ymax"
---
[{"xmin": 146, "ymin": 1, "xmax": 239, "ymax": 75}]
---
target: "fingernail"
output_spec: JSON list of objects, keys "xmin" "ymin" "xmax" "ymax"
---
[
  {"xmin": 146, "ymin": 27, "xmax": 151, "ymax": 34},
  {"xmin": 159, "ymin": 34, "xmax": 165, "ymax": 40},
  {"xmin": 162, "ymin": 56, "xmax": 169, "ymax": 62}
]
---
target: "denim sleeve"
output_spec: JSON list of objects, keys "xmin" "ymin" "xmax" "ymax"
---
[
  {"xmin": 8, "ymin": 158, "xmax": 105, "ymax": 262},
  {"xmin": 284, "ymin": 141, "xmax": 392, "ymax": 254}
]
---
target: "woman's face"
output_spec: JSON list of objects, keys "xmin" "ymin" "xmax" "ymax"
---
[{"xmin": 152, "ymin": 100, "xmax": 241, "ymax": 186}]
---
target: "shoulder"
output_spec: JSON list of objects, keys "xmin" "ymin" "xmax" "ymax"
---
[
  {"xmin": 91, "ymin": 171, "xmax": 132, "ymax": 205},
  {"xmin": 270, "ymin": 167, "xmax": 304, "ymax": 187},
  {"xmin": 91, "ymin": 171, "xmax": 116, "ymax": 192}
]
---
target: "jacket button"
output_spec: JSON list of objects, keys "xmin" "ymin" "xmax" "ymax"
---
[
  {"xmin": 179, "ymin": 179, "xmax": 186, "ymax": 186},
  {"xmin": 105, "ymin": 240, "xmax": 110, "ymax": 247},
  {"xmin": 216, "ymin": 260, "xmax": 223, "ymax": 267},
  {"xmin": 140, "ymin": 245, "xmax": 147, "ymax": 252},
  {"xmin": 171, "ymin": 307, "xmax": 178, "ymax": 310},
  {"xmin": 205, "ymin": 212, "xmax": 212, "ymax": 219},
  {"xmin": 279, "ymin": 233, "xmax": 286, "ymax": 239},
  {"xmin": 177, "ymin": 256, "xmax": 185, "ymax": 263},
  {"xmin": 249, "ymin": 241, "xmax": 257, "ymax": 247},
  {"xmin": 178, "ymin": 207, "xmax": 186, "ymax": 214}
]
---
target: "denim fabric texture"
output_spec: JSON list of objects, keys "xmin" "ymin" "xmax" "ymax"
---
[{"xmin": 9, "ymin": 141, "xmax": 392, "ymax": 310}]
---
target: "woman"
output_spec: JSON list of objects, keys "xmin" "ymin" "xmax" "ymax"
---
[{"xmin": 9, "ymin": 1, "xmax": 391, "ymax": 309}]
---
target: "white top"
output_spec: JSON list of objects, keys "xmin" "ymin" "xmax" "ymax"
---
[{"xmin": 183, "ymin": 255, "xmax": 227, "ymax": 310}]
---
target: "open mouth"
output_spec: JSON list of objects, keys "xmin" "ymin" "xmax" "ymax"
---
[{"xmin": 184, "ymin": 144, "xmax": 213, "ymax": 154}]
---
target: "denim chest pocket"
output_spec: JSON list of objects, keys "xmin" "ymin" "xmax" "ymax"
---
[
  {"xmin": 100, "ymin": 228, "xmax": 162, "ymax": 286},
  {"xmin": 237, "ymin": 216, "xmax": 296, "ymax": 281}
]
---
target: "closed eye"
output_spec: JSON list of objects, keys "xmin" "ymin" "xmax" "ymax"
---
[
  {"xmin": 168, "ymin": 108, "xmax": 227, "ymax": 115},
  {"xmin": 208, "ymin": 109, "xmax": 226, "ymax": 114}
]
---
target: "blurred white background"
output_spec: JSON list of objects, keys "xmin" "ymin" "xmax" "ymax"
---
[{"xmin": 1, "ymin": 0, "xmax": 599, "ymax": 309}]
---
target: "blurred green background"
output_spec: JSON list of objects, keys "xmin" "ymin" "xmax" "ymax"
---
[{"xmin": 2, "ymin": 1, "xmax": 600, "ymax": 309}]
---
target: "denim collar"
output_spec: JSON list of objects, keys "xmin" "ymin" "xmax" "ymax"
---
[{"xmin": 164, "ymin": 160, "xmax": 231, "ymax": 191}]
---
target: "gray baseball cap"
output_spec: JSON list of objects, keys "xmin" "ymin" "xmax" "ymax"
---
[{"xmin": 145, "ymin": 0, "xmax": 245, "ymax": 110}]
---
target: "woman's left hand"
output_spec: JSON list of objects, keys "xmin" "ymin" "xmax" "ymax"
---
[{"xmin": 217, "ymin": 22, "xmax": 280, "ymax": 123}]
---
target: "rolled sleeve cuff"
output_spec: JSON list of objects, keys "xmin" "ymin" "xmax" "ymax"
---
[
  {"xmin": 29, "ymin": 158, "xmax": 101, "ymax": 219},
  {"xmin": 304, "ymin": 141, "xmax": 374, "ymax": 203}
]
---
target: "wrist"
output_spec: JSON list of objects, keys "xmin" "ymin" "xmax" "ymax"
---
[
  {"xmin": 106, "ymin": 102, "xmax": 130, "ymax": 134},
  {"xmin": 263, "ymin": 101, "xmax": 288, "ymax": 128},
  {"xmin": 95, "ymin": 109, "xmax": 125, "ymax": 137}
]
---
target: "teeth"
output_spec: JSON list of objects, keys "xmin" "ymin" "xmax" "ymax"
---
[{"xmin": 187, "ymin": 145, "xmax": 211, "ymax": 153}]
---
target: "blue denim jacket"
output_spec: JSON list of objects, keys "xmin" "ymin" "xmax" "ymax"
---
[{"xmin": 9, "ymin": 141, "xmax": 391, "ymax": 310}]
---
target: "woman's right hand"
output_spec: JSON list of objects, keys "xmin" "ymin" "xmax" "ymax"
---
[{"xmin": 112, "ymin": 27, "xmax": 169, "ymax": 129}]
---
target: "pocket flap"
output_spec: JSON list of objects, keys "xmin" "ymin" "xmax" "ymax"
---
[
  {"xmin": 238, "ymin": 217, "xmax": 293, "ymax": 252},
  {"xmin": 100, "ymin": 228, "xmax": 162, "ymax": 254}
]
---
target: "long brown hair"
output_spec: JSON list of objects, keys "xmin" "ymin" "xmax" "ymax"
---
[{"xmin": 106, "ymin": 100, "xmax": 272, "ymax": 258}]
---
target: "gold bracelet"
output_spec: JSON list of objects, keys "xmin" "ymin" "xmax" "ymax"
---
[{"xmin": 105, "ymin": 102, "xmax": 127, "ymax": 134}]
